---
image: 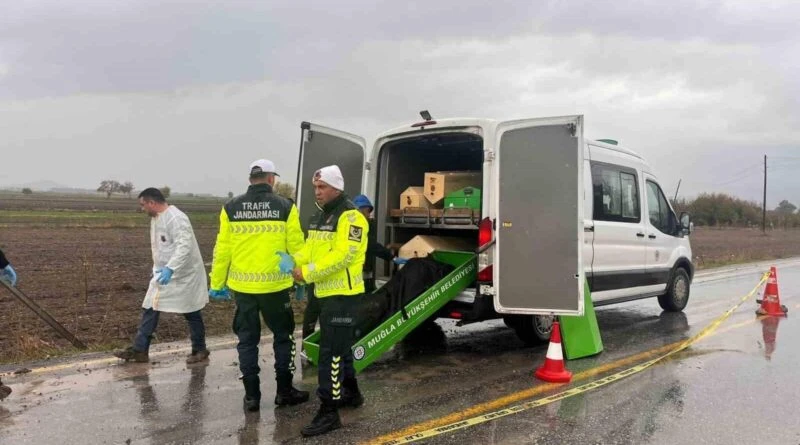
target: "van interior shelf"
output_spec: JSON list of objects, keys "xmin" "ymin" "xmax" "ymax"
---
[{"xmin": 387, "ymin": 207, "xmax": 480, "ymax": 229}]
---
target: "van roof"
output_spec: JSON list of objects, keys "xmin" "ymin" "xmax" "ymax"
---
[
  {"xmin": 375, "ymin": 118, "xmax": 495, "ymax": 140},
  {"xmin": 588, "ymin": 139, "xmax": 643, "ymax": 160},
  {"xmin": 376, "ymin": 117, "xmax": 645, "ymax": 161}
]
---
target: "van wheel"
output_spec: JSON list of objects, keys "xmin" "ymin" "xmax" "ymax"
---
[
  {"xmin": 508, "ymin": 315, "xmax": 554, "ymax": 346},
  {"xmin": 658, "ymin": 268, "xmax": 690, "ymax": 312}
]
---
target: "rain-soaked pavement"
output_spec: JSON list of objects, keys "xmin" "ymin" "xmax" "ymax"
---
[{"xmin": 2, "ymin": 259, "xmax": 800, "ymax": 444}]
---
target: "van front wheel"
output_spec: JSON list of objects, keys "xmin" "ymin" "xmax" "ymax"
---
[
  {"xmin": 658, "ymin": 268, "xmax": 690, "ymax": 312},
  {"xmin": 507, "ymin": 314, "xmax": 554, "ymax": 346}
]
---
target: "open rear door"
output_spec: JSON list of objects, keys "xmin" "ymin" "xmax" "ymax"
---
[
  {"xmin": 296, "ymin": 122, "xmax": 366, "ymax": 228},
  {"xmin": 493, "ymin": 116, "xmax": 585, "ymax": 315}
]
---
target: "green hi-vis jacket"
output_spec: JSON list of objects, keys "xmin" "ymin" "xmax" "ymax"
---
[
  {"xmin": 210, "ymin": 183, "xmax": 304, "ymax": 294},
  {"xmin": 294, "ymin": 195, "xmax": 368, "ymax": 298}
]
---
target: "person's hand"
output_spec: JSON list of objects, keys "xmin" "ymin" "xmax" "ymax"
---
[
  {"xmin": 156, "ymin": 267, "xmax": 174, "ymax": 285},
  {"xmin": 292, "ymin": 267, "xmax": 304, "ymax": 283},
  {"xmin": 276, "ymin": 252, "xmax": 295, "ymax": 274},
  {"xmin": 1, "ymin": 264, "xmax": 17, "ymax": 287},
  {"xmin": 209, "ymin": 287, "xmax": 231, "ymax": 301},
  {"xmin": 393, "ymin": 257, "xmax": 409, "ymax": 265}
]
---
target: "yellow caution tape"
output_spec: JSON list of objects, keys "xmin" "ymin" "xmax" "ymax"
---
[{"xmin": 374, "ymin": 271, "xmax": 770, "ymax": 445}]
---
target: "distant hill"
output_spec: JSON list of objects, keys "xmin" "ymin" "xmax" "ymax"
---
[{"xmin": 0, "ymin": 181, "xmax": 101, "ymax": 194}]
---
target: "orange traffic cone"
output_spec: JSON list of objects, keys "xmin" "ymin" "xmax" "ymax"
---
[
  {"xmin": 534, "ymin": 321, "xmax": 573, "ymax": 383},
  {"xmin": 757, "ymin": 267, "xmax": 788, "ymax": 317}
]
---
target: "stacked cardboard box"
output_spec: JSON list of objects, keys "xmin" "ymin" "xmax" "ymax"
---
[
  {"xmin": 424, "ymin": 171, "xmax": 481, "ymax": 205},
  {"xmin": 399, "ymin": 235, "xmax": 474, "ymax": 259}
]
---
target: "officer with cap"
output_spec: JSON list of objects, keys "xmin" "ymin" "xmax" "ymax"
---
[
  {"xmin": 209, "ymin": 159, "xmax": 309, "ymax": 412},
  {"xmin": 280, "ymin": 165, "xmax": 369, "ymax": 436},
  {"xmin": 351, "ymin": 194, "xmax": 408, "ymax": 293}
]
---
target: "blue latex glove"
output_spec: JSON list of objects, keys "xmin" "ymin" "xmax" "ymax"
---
[
  {"xmin": 209, "ymin": 287, "xmax": 231, "ymax": 301},
  {"xmin": 2, "ymin": 264, "xmax": 17, "ymax": 287},
  {"xmin": 156, "ymin": 267, "xmax": 174, "ymax": 285},
  {"xmin": 277, "ymin": 252, "xmax": 295, "ymax": 274},
  {"xmin": 393, "ymin": 257, "xmax": 409, "ymax": 265},
  {"xmin": 294, "ymin": 285, "xmax": 305, "ymax": 301}
]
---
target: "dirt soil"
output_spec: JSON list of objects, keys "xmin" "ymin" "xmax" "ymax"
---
[{"xmin": 2, "ymin": 224, "xmax": 800, "ymax": 363}]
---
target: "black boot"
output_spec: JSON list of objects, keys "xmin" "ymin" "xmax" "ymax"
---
[
  {"xmin": 275, "ymin": 387, "xmax": 310, "ymax": 406},
  {"xmin": 274, "ymin": 374, "xmax": 310, "ymax": 406},
  {"xmin": 301, "ymin": 403, "xmax": 341, "ymax": 437},
  {"xmin": 340, "ymin": 378, "xmax": 363, "ymax": 408},
  {"xmin": 242, "ymin": 375, "xmax": 261, "ymax": 412}
]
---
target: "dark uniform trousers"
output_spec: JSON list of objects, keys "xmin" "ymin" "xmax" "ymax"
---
[
  {"xmin": 302, "ymin": 284, "xmax": 320, "ymax": 340},
  {"xmin": 317, "ymin": 294, "xmax": 361, "ymax": 403},
  {"xmin": 233, "ymin": 289, "xmax": 297, "ymax": 389}
]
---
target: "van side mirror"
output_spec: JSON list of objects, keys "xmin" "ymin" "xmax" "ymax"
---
[{"xmin": 680, "ymin": 212, "xmax": 692, "ymax": 235}]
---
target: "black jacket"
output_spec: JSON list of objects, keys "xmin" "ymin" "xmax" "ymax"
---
[
  {"xmin": 364, "ymin": 219, "xmax": 394, "ymax": 274},
  {"xmin": 0, "ymin": 249, "xmax": 8, "ymax": 269}
]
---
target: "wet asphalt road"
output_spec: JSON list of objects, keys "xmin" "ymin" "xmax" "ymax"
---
[{"xmin": 2, "ymin": 259, "xmax": 800, "ymax": 445}]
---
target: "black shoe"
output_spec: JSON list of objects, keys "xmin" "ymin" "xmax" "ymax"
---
[
  {"xmin": 113, "ymin": 346, "xmax": 149, "ymax": 363},
  {"xmin": 242, "ymin": 375, "xmax": 261, "ymax": 412},
  {"xmin": 339, "ymin": 388, "xmax": 364, "ymax": 408},
  {"xmin": 274, "ymin": 387, "xmax": 310, "ymax": 406},
  {"xmin": 186, "ymin": 349, "xmax": 210, "ymax": 364},
  {"xmin": 301, "ymin": 404, "xmax": 341, "ymax": 437},
  {"xmin": 243, "ymin": 395, "xmax": 260, "ymax": 412}
]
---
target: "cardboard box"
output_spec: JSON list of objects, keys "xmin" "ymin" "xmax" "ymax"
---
[
  {"xmin": 444, "ymin": 187, "xmax": 482, "ymax": 210},
  {"xmin": 424, "ymin": 171, "xmax": 481, "ymax": 205},
  {"xmin": 400, "ymin": 186, "xmax": 431, "ymax": 210},
  {"xmin": 399, "ymin": 235, "xmax": 474, "ymax": 259}
]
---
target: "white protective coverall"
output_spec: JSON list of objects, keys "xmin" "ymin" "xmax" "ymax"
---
[{"xmin": 142, "ymin": 205, "xmax": 208, "ymax": 313}]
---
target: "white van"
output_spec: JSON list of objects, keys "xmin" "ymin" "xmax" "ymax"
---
[{"xmin": 295, "ymin": 114, "xmax": 693, "ymax": 344}]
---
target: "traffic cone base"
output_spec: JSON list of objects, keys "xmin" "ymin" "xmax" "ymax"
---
[
  {"xmin": 757, "ymin": 267, "xmax": 788, "ymax": 317},
  {"xmin": 534, "ymin": 321, "xmax": 573, "ymax": 383}
]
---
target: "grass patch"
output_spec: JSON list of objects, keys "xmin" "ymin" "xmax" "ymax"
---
[{"xmin": 0, "ymin": 209, "xmax": 219, "ymax": 228}]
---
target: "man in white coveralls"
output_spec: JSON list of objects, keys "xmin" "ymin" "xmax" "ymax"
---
[{"xmin": 113, "ymin": 187, "xmax": 210, "ymax": 364}]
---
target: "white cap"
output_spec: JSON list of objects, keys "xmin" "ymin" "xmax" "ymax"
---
[
  {"xmin": 313, "ymin": 165, "xmax": 344, "ymax": 191},
  {"xmin": 249, "ymin": 159, "xmax": 279, "ymax": 177}
]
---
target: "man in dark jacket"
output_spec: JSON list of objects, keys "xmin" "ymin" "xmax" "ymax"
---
[{"xmin": 351, "ymin": 195, "xmax": 407, "ymax": 293}]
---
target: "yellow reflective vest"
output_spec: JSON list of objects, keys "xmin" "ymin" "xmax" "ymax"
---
[
  {"xmin": 210, "ymin": 184, "xmax": 304, "ymax": 294},
  {"xmin": 294, "ymin": 195, "xmax": 368, "ymax": 298}
]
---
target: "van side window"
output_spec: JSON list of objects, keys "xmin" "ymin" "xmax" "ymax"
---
[
  {"xmin": 646, "ymin": 180, "xmax": 676, "ymax": 234},
  {"xmin": 591, "ymin": 163, "xmax": 640, "ymax": 223}
]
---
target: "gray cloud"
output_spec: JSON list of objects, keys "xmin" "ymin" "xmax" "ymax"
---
[{"xmin": 1, "ymin": 0, "xmax": 798, "ymax": 206}]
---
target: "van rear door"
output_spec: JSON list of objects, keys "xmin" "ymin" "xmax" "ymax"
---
[
  {"xmin": 493, "ymin": 116, "xmax": 585, "ymax": 315},
  {"xmin": 296, "ymin": 122, "xmax": 366, "ymax": 227}
]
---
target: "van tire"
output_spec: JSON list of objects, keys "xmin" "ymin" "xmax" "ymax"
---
[
  {"xmin": 507, "ymin": 315, "xmax": 554, "ymax": 346},
  {"xmin": 658, "ymin": 268, "xmax": 690, "ymax": 312}
]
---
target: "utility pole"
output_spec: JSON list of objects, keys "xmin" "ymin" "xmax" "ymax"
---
[{"xmin": 762, "ymin": 155, "xmax": 767, "ymax": 234}]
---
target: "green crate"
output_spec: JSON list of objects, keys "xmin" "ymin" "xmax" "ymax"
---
[{"xmin": 444, "ymin": 187, "xmax": 481, "ymax": 210}]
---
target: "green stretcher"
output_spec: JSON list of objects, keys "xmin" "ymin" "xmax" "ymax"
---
[{"xmin": 302, "ymin": 250, "xmax": 477, "ymax": 373}]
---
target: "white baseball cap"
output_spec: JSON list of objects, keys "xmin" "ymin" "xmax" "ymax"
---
[
  {"xmin": 313, "ymin": 165, "xmax": 344, "ymax": 191},
  {"xmin": 249, "ymin": 159, "xmax": 279, "ymax": 177}
]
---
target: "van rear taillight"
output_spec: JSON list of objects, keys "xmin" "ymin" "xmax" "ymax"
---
[
  {"xmin": 478, "ymin": 217, "xmax": 493, "ymax": 282},
  {"xmin": 478, "ymin": 265, "xmax": 493, "ymax": 282},
  {"xmin": 479, "ymin": 217, "xmax": 492, "ymax": 247}
]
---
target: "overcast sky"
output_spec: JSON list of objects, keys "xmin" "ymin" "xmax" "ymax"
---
[{"xmin": 1, "ymin": 0, "xmax": 798, "ymax": 206}]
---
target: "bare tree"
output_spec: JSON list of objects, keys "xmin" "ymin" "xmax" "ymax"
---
[
  {"xmin": 97, "ymin": 180, "xmax": 121, "ymax": 198},
  {"xmin": 160, "ymin": 186, "xmax": 171, "ymax": 199},
  {"xmin": 119, "ymin": 181, "xmax": 135, "ymax": 198},
  {"xmin": 274, "ymin": 182, "xmax": 295, "ymax": 200}
]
